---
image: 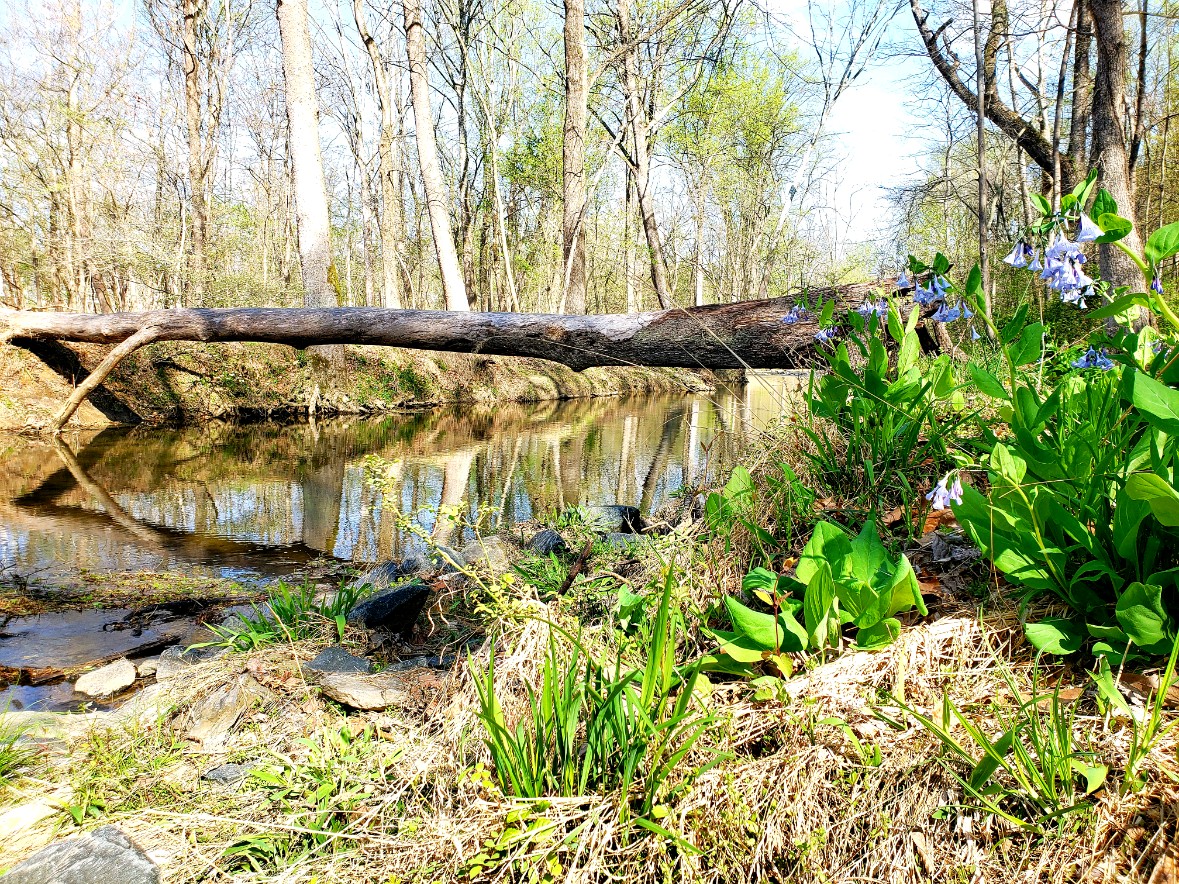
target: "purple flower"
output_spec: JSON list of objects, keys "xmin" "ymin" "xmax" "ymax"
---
[
  {"xmin": 931, "ymin": 302, "xmax": 962, "ymax": 323},
  {"xmin": 814, "ymin": 326, "xmax": 839, "ymax": 345},
  {"xmin": 897, "ymin": 270, "xmax": 912, "ymax": 290},
  {"xmin": 1003, "ymin": 242, "xmax": 1032, "ymax": 268},
  {"xmin": 926, "ymin": 474, "xmax": 964, "ymax": 510},
  {"xmin": 1152, "ymin": 276, "xmax": 1165, "ymax": 296},
  {"xmin": 1077, "ymin": 212, "xmax": 1102, "ymax": 243},
  {"xmin": 857, "ymin": 299, "xmax": 888, "ymax": 318},
  {"xmin": 1071, "ymin": 347, "xmax": 1114, "ymax": 370},
  {"xmin": 971, "ymin": 327, "xmax": 981, "ymax": 341},
  {"xmin": 782, "ymin": 304, "xmax": 807, "ymax": 325},
  {"xmin": 1028, "ymin": 253, "xmax": 1043, "ymax": 272}
]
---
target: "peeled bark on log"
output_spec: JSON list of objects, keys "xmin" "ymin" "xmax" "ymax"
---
[{"xmin": 1, "ymin": 282, "xmax": 924, "ymax": 431}]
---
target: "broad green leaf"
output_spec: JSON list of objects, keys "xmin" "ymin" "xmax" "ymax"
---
[
  {"xmin": 1009, "ymin": 323, "xmax": 1045, "ymax": 366},
  {"xmin": 723, "ymin": 597, "xmax": 808, "ymax": 653},
  {"xmin": 1087, "ymin": 292, "xmax": 1152, "ymax": 320},
  {"xmin": 796, "ymin": 521, "xmax": 853, "ymax": 585},
  {"xmin": 1125, "ymin": 473, "xmax": 1179, "ymax": 526},
  {"xmin": 1024, "ymin": 618, "xmax": 1084, "ymax": 655},
  {"xmin": 932, "ymin": 252, "xmax": 951, "ymax": 275},
  {"xmin": 965, "ymin": 264, "xmax": 982, "ymax": 300},
  {"xmin": 742, "ymin": 568, "xmax": 778, "ymax": 593},
  {"xmin": 1001, "ymin": 303, "xmax": 1029, "ymax": 345},
  {"xmin": 1115, "ymin": 582, "xmax": 1171, "ymax": 652},
  {"xmin": 1070, "ymin": 760, "xmax": 1109, "ymax": 795},
  {"xmin": 1145, "ymin": 221, "xmax": 1179, "ymax": 265},
  {"xmin": 856, "ymin": 618, "xmax": 901, "ymax": 649},
  {"xmin": 990, "ymin": 444, "xmax": 1027, "ymax": 483},
  {"xmin": 969, "ymin": 363, "xmax": 1009, "ymax": 400},
  {"xmin": 803, "ymin": 562, "xmax": 837, "ymax": 651},
  {"xmin": 1123, "ymin": 369, "xmax": 1179, "ymax": 433},
  {"xmin": 1071, "ymin": 168, "xmax": 1098, "ymax": 206},
  {"xmin": 1031, "ymin": 193, "xmax": 1052, "ymax": 216},
  {"xmin": 885, "ymin": 554, "xmax": 927, "ymax": 617},
  {"xmin": 1095, "ymin": 213, "xmax": 1132, "ymax": 244},
  {"xmin": 1091, "ymin": 187, "xmax": 1117, "ymax": 219}
]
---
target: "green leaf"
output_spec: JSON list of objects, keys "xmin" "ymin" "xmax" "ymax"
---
[
  {"xmin": 1087, "ymin": 292, "xmax": 1152, "ymax": 321},
  {"xmin": 856, "ymin": 617, "xmax": 901, "ymax": 649},
  {"xmin": 796, "ymin": 521, "xmax": 853, "ymax": 585},
  {"xmin": 803, "ymin": 562, "xmax": 837, "ymax": 651},
  {"xmin": 1145, "ymin": 221, "xmax": 1179, "ymax": 265},
  {"xmin": 965, "ymin": 264, "xmax": 982, "ymax": 300},
  {"xmin": 1001, "ymin": 303, "xmax": 1029, "ymax": 345},
  {"xmin": 932, "ymin": 252, "xmax": 951, "ymax": 275},
  {"xmin": 1091, "ymin": 187, "xmax": 1117, "ymax": 219},
  {"xmin": 1024, "ymin": 618, "xmax": 1084, "ymax": 655},
  {"xmin": 1070, "ymin": 759, "xmax": 1109, "ymax": 795},
  {"xmin": 1071, "ymin": 168, "xmax": 1098, "ymax": 206},
  {"xmin": 1009, "ymin": 323, "xmax": 1045, "ymax": 366},
  {"xmin": 1123, "ymin": 369, "xmax": 1179, "ymax": 433},
  {"xmin": 1115, "ymin": 582, "xmax": 1171, "ymax": 652},
  {"xmin": 969, "ymin": 364, "xmax": 1009, "ymax": 400},
  {"xmin": 1031, "ymin": 193, "xmax": 1052, "ymax": 217},
  {"xmin": 1125, "ymin": 473, "xmax": 1179, "ymax": 526},
  {"xmin": 722, "ymin": 596, "xmax": 807, "ymax": 653},
  {"xmin": 1096, "ymin": 213, "xmax": 1133, "ymax": 244}
]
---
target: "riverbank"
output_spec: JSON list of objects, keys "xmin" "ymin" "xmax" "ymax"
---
[{"xmin": 0, "ymin": 341, "xmax": 716, "ymax": 430}]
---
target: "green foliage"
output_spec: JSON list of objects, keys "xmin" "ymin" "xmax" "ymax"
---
[
  {"xmin": 888, "ymin": 668, "xmax": 1106, "ymax": 833},
  {"xmin": 0, "ymin": 714, "xmax": 36, "ymax": 786},
  {"xmin": 471, "ymin": 570, "xmax": 725, "ymax": 837},
  {"xmin": 704, "ymin": 462, "xmax": 815, "ymax": 564},
  {"xmin": 705, "ymin": 520, "xmax": 926, "ymax": 676},
  {"xmin": 203, "ymin": 580, "xmax": 370, "ymax": 651},
  {"xmin": 801, "ymin": 304, "xmax": 965, "ymax": 530}
]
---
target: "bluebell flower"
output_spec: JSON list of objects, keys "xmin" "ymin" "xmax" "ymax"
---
[
  {"xmin": 782, "ymin": 304, "xmax": 807, "ymax": 325},
  {"xmin": 1153, "ymin": 340, "xmax": 1171, "ymax": 357},
  {"xmin": 1028, "ymin": 253, "xmax": 1043, "ymax": 272},
  {"xmin": 931, "ymin": 302, "xmax": 962, "ymax": 323},
  {"xmin": 962, "ymin": 303, "xmax": 974, "ymax": 320},
  {"xmin": 913, "ymin": 284, "xmax": 940, "ymax": 306},
  {"xmin": 1003, "ymin": 242, "xmax": 1031, "ymax": 268},
  {"xmin": 1077, "ymin": 212, "xmax": 1102, "ymax": 243},
  {"xmin": 897, "ymin": 270, "xmax": 912, "ymax": 290},
  {"xmin": 856, "ymin": 299, "xmax": 888, "ymax": 318},
  {"xmin": 1071, "ymin": 347, "xmax": 1114, "ymax": 370},
  {"xmin": 1152, "ymin": 276, "xmax": 1165, "ymax": 296},
  {"xmin": 814, "ymin": 326, "xmax": 839, "ymax": 345},
  {"xmin": 971, "ymin": 327, "xmax": 981, "ymax": 341},
  {"xmin": 926, "ymin": 473, "xmax": 963, "ymax": 510}
]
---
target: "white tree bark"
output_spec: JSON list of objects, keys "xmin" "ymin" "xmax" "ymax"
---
[{"xmin": 403, "ymin": 0, "xmax": 470, "ymax": 311}]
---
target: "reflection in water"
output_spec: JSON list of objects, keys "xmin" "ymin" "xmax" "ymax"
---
[{"xmin": 0, "ymin": 374, "xmax": 803, "ymax": 583}]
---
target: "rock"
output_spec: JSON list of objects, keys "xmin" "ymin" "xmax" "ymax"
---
[
  {"xmin": 185, "ymin": 675, "xmax": 268, "ymax": 748},
  {"xmin": 385, "ymin": 654, "xmax": 456, "ymax": 672},
  {"xmin": 582, "ymin": 504, "xmax": 644, "ymax": 534},
  {"xmin": 528, "ymin": 529, "xmax": 569, "ymax": 557},
  {"xmin": 155, "ymin": 643, "xmax": 225, "ymax": 681},
  {"xmin": 461, "ymin": 536, "xmax": 511, "ymax": 572},
  {"xmin": 219, "ymin": 603, "xmax": 272, "ymax": 629},
  {"xmin": 135, "ymin": 657, "xmax": 160, "ymax": 678},
  {"xmin": 345, "ymin": 579, "xmax": 431, "ymax": 634},
  {"xmin": 349, "ymin": 561, "xmax": 418, "ymax": 592},
  {"xmin": 203, "ymin": 762, "xmax": 253, "ymax": 784},
  {"xmin": 73, "ymin": 658, "xmax": 136, "ymax": 698},
  {"xmin": 3, "ymin": 825, "xmax": 160, "ymax": 884},
  {"xmin": 302, "ymin": 646, "xmax": 373, "ymax": 676},
  {"xmin": 0, "ymin": 800, "xmax": 56, "ymax": 841},
  {"xmin": 312, "ymin": 668, "xmax": 445, "ymax": 711}
]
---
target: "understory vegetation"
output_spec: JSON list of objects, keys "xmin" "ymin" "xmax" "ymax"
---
[{"xmin": 6, "ymin": 179, "xmax": 1179, "ymax": 882}]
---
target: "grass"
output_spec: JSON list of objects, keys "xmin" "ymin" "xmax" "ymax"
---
[{"xmin": 202, "ymin": 579, "xmax": 371, "ymax": 651}]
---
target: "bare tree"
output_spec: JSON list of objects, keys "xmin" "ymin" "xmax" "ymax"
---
[
  {"xmin": 562, "ymin": 0, "xmax": 589, "ymax": 314},
  {"xmin": 403, "ymin": 0, "xmax": 470, "ymax": 311}
]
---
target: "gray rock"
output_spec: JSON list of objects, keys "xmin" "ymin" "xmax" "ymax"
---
[
  {"xmin": 345, "ymin": 579, "xmax": 431, "ymax": 634},
  {"xmin": 135, "ymin": 657, "xmax": 160, "ymax": 678},
  {"xmin": 185, "ymin": 675, "xmax": 268, "ymax": 748},
  {"xmin": 302, "ymin": 646, "xmax": 373, "ymax": 676},
  {"xmin": 350, "ymin": 560, "xmax": 418, "ymax": 592},
  {"xmin": 312, "ymin": 668, "xmax": 444, "ymax": 711},
  {"xmin": 155, "ymin": 643, "xmax": 226, "ymax": 681},
  {"xmin": 74, "ymin": 658, "xmax": 136, "ymax": 698},
  {"xmin": 461, "ymin": 536, "xmax": 511, "ymax": 572},
  {"xmin": 3, "ymin": 825, "xmax": 160, "ymax": 884},
  {"xmin": 582, "ymin": 504, "xmax": 644, "ymax": 534},
  {"xmin": 385, "ymin": 654, "xmax": 456, "ymax": 672},
  {"xmin": 219, "ymin": 603, "xmax": 272, "ymax": 629},
  {"xmin": 202, "ymin": 762, "xmax": 254, "ymax": 784},
  {"xmin": 528, "ymin": 529, "xmax": 569, "ymax": 557}
]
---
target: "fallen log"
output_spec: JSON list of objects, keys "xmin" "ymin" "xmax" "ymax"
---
[{"xmin": 0, "ymin": 283, "xmax": 915, "ymax": 432}]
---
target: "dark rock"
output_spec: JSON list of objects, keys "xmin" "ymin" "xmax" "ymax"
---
[
  {"xmin": 528, "ymin": 529, "xmax": 569, "ymax": 557},
  {"xmin": 4, "ymin": 825, "xmax": 160, "ymax": 884},
  {"xmin": 582, "ymin": 504, "xmax": 644, "ymax": 534},
  {"xmin": 385, "ymin": 654, "xmax": 456, "ymax": 672},
  {"xmin": 302, "ymin": 646, "xmax": 373, "ymax": 676},
  {"xmin": 345, "ymin": 579, "xmax": 431, "ymax": 634},
  {"xmin": 202, "ymin": 762, "xmax": 254, "ymax": 784},
  {"xmin": 350, "ymin": 560, "xmax": 418, "ymax": 592}
]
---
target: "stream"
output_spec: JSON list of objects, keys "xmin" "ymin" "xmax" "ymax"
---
[{"xmin": 0, "ymin": 373, "xmax": 803, "ymax": 709}]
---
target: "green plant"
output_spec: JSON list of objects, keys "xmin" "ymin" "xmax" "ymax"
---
[
  {"xmin": 705, "ymin": 462, "xmax": 816, "ymax": 565},
  {"xmin": 801, "ymin": 297, "xmax": 966, "ymax": 532},
  {"xmin": 886, "ymin": 666, "xmax": 1107, "ymax": 832},
  {"xmin": 204, "ymin": 580, "xmax": 369, "ymax": 651},
  {"xmin": 705, "ymin": 520, "xmax": 927, "ymax": 677},
  {"xmin": 0, "ymin": 714, "xmax": 35, "ymax": 785},
  {"xmin": 947, "ymin": 177, "xmax": 1179, "ymax": 660},
  {"xmin": 471, "ymin": 570, "xmax": 725, "ymax": 839}
]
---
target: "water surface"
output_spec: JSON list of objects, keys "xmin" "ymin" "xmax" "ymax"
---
[{"xmin": 0, "ymin": 375, "xmax": 802, "ymax": 586}]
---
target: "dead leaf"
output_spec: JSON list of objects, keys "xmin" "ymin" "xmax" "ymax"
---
[
  {"xmin": 1119, "ymin": 672, "xmax": 1179, "ymax": 708},
  {"xmin": 922, "ymin": 509, "xmax": 959, "ymax": 534},
  {"xmin": 911, "ymin": 831, "xmax": 935, "ymax": 876},
  {"xmin": 1149, "ymin": 844, "xmax": 1179, "ymax": 884}
]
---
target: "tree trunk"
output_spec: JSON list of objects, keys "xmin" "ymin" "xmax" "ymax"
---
[
  {"xmin": 403, "ymin": 0, "xmax": 470, "ymax": 311},
  {"xmin": 353, "ymin": 0, "xmax": 405, "ymax": 310},
  {"xmin": 561, "ymin": 0, "xmax": 588, "ymax": 314},
  {"xmin": 277, "ymin": 0, "xmax": 344, "ymax": 373},
  {"xmin": 1090, "ymin": 0, "xmax": 1147, "ymax": 295},
  {"xmin": 182, "ymin": 0, "xmax": 207, "ymax": 304}
]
